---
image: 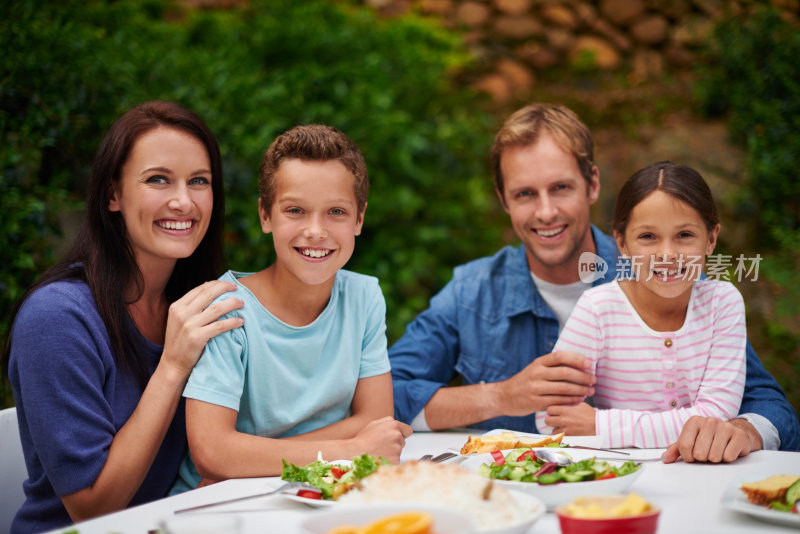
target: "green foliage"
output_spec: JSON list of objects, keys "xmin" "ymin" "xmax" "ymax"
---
[
  {"xmin": 1, "ymin": 0, "xmax": 505, "ymax": 405},
  {"xmin": 695, "ymin": 6, "xmax": 800, "ymax": 245},
  {"xmin": 694, "ymin": 5, "xmax": 800, "ymax": 412}
]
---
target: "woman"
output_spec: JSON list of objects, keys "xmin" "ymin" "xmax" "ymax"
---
[{"xmin": 4, "ymin": 101, "xmax": 243, "ymax": 533}]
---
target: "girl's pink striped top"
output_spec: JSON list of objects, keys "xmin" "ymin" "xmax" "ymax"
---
[{"xmin": 536, "ymin": 279, "xmax": 746, "ymax": 448}]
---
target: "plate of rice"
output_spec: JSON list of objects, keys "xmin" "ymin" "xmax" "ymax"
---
[{"xmin": 334, "ymin": 461, "xmax": 545, "ymax": 533}]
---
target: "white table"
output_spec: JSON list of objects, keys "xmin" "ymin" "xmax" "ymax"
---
[{"xmin": 48, "ymin": 431, "xmax": 800, "ymax": 534}]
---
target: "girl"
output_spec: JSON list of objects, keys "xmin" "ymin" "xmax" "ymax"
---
[
  {"xmin": 537, "ymin": 161, "xmax": 746, "ymax": 448},
  {"xmin": 4, "ymin": 101, "xmax": 243, "ymax": 532}
]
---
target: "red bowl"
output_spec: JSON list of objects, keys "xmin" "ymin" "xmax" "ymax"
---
[{"xmin": 556, "ymin": 496, "xmax": 660, "ymax": 534}]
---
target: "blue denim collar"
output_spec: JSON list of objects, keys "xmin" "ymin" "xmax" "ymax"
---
[{"xmin": 502, "ymin": 225, "xmax": 619, "ymax": 319}]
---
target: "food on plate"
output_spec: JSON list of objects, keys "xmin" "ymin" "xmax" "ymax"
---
[
  {"xmin": 327, "ymin": 511, "xmax": 433, "ymax": 534},
  {"xmin": 740, "ymin": 474, "xmax": 800, "ymax": 513},
  {"xmin": 559, "ymin": 493, "xmax": 653, "ymax": 519},
  {"xmin": 281, "ymin": 453, "xmax": 388, "ymax": 500},
  {"xmin": 337, "ymin": 461, "xmax": 537, "ymax": 530},
  {"xmin": 478, "ymin": 447, "xmax": 640, "ymax": 484},
  {"xmin": 460, "ymin": 431, "xmax": 565, "ymax": 454}
]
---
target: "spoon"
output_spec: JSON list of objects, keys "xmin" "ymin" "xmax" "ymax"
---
[{"xmin": 534, "ymin": 448, "xmax": 573, "ymax": 466}]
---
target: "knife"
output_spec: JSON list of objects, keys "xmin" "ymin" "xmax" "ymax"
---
[{"xmin": 566, "ymin": 445, "xmax": 630, "ymax": 456}]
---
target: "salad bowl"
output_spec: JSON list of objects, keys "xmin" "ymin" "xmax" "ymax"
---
[{"xmin": 461, "ymin": 448, "xmax": 643, "ymax": 511}]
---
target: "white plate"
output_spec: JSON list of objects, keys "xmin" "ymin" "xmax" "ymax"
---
[
  {"xmin": 498, "ymin": 489, "xmax": 546, "ymax": 534},
  {"xmin": 451, "ymin": 428, "xmax": 605, "ymax": 455},
  {"xmin": 300, "ymin": 490, "xmax": 545, "ymax": 534},
  {"xmin": 278, "ymin": 458, "xmax": 355, "ymax": 508},
  {"xmin": 283, "ymin": 492, "xmax": 337, "ymax": 508},
  {"xmin": 721, "ymin": 473, "xmax": 800, "ymax": 527},
  {"xmin": 300, "ymin": 503, "xmax": 474, "ymax": 533},
  {"xmin": 460, "ymin": 449, "xmax": 643, "ymax": 511}
]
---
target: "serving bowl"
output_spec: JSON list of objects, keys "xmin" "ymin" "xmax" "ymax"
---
[
  {"xmin": 460, "ymin": 451, "xmax": 644, "ymax": 511},
  {"xmin": 555, "ymin": 494, "xmax": 661, "ymax": 534}
]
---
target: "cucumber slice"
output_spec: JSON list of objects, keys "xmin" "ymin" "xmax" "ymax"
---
[
  {"xmin": 564, "ymin": 469, "xmax": 595, "ymax": 482},
  {"xmin": 785, "ymin": 480, "xmax": 800, "ymax": 506},
  {"xmin": 537, "ymin": 472, "xmax": 562, "ymax": 485},
  {"xmin": 509, "ymin": 467, "xmax": 526, "ymax": 481}
]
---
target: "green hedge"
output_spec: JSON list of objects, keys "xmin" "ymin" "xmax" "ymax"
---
[
  {"xmin": 694, "ymin": 5, "xmax": 800, "ymax": 412},
  {"xmin": 1, "ymin": 0, "xmax": 506, "ymax": 406}
]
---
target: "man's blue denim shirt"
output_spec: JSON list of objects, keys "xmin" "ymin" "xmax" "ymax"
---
[{"xmin": 389, "ymin": 225, "xmax": 800, "ymax": 449}]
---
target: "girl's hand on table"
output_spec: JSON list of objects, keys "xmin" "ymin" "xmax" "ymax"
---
[
  {"xmin": 162, "ymin": 280, "xmax": 244, "ymax": 378},
  {"xmin": 545, "ymin": 402, "xmax": 597, "ymax": 436}
]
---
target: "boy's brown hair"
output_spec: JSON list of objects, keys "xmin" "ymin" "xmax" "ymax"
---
[{"xmin": 259, "ymin": 124, "xmax": 368, "ymax": 214}]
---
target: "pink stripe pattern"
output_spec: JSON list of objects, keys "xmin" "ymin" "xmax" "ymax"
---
[{"xmin": 535, "ymin": 279, "xmax": 746, "ymax": 448}]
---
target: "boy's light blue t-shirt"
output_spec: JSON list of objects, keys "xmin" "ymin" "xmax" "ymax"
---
[{"xmin": 172, "ymin": 269, "xmax": 389, "ymax": 493}]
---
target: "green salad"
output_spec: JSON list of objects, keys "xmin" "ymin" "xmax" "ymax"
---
[
  {"xmin": 768, "ymin": 480, "xmax": 800, "ymax": 513},
  {"xmin": 478, "ymin": 447, "xmax": 640, "ymax": 485},
  {"xmin": 281, "ymin": 453, "xmax": 388, "ymax": 499}
]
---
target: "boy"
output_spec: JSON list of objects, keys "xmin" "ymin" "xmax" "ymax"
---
[{"xmin": 172, "ymin": 125, "xmax": 411, "ymax": 492}]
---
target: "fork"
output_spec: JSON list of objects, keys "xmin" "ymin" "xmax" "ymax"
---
[
  {"xmin": 417, "ymin": 452, "xmax": 456, "ymax": 463},
  {"xmin": 174, "ymin": 481, "xmax": 321, "ymax": 514}
]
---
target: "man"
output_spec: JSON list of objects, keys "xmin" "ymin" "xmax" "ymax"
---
[{"xmin": 389, "ymin": 103, "xmax": 799, "ymax": 462}]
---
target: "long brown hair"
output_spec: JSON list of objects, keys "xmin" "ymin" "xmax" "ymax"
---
[{"xmin": 3, "ymin": 101, "xmax": 226, "ymax": 389}]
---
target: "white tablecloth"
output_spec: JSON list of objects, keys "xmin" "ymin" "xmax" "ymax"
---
[{"xmin": 46, "ymin": 431, "xmax": 800, "ymax": 534}]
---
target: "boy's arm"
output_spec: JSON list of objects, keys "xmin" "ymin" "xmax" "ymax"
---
[
  {"xmin": 286, "ymin": 373, "xmax": 394, "ymax": 440},
  {"xmin": 186, "ymin": 396, "xmax": 409, "ymax": 480}
]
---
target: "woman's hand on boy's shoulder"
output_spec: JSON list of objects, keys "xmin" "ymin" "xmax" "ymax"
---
[
  {"xmin": 353, "ymin": 417, "xmax": 413, "ymax": 464},
  {"xmin": 162, "ymin": 280, "xmax": 244, "ymax": 378}
]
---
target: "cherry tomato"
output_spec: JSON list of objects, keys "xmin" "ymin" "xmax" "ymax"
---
[
  {"xmin": 330, "ymin": 466, "xmax": 348, "ymax": 479},
  {"xmin": 490, "ymin": 450, "xmax": 506, "ymax": 465},
  {"xmin": 297, "ymin": 489, "xmax": 322, "ymax": 500}
]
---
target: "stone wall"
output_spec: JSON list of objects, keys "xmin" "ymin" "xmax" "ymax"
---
[{"xmin": 363, "ymin": 0, "xmax": 799, "ymax": 103}]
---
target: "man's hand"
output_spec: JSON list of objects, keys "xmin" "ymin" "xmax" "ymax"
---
[
  {"xmin": 545, "ymin": 402, "xmax": 596, "ymax": 436},
  {"xmin": 662, "ymin": 417, "xmax": 763, "ymax": 463},
  {"xmin": 494, "ymin": 351, "xmax": 595, "ymax": 416}
]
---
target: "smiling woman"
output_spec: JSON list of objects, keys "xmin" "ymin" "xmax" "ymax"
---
[
  {"xmin": 3, "ymin": 101, "xmax": 245, "ymax": 534},
  {"xmin": 108, "ymin": 127, "xmax": 214, "ymax": 287}
]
